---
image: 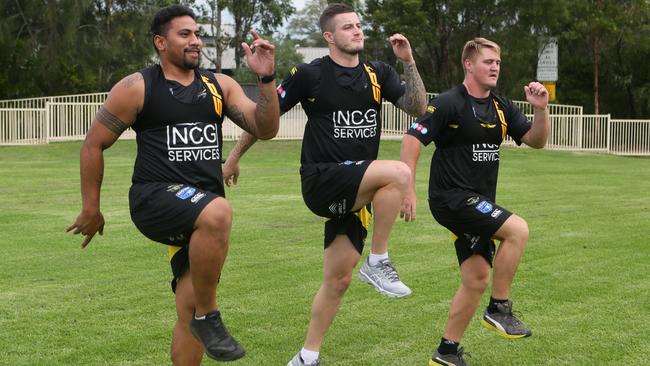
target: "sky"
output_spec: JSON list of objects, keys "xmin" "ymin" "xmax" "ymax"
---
[
  {"xmin": 293, "ymin": 0, "xmax": 307, "ymax": 10},
  {"xmin": 219, "ymin": 0, "xmax": 308, "ymax": 27}
]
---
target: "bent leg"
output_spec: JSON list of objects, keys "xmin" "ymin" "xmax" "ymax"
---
[
  {"xmin": 171, "ymin": 272, "xmax": 204, "ymax": 366},
  {"xmin": 303, "ymin": 235, "xmax": 362, "ymax": 351},
  {"xmin": 352, "ymin": 160, "xmax": 411, "ymax": 254},
  {"xmin": 491, "ymin": 214, "xmax": 529, "ymax": 299},
  {"xmin": 188, "ymin": 197, "xmax": 233, "ymax": 316},
  {"xmin": 443, "ymin": 255, "xmax": 491, "ymax": 342}
]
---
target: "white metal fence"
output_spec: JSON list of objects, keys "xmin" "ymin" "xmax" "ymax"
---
[{"xmin": 1, "ymin": 92, "xmax": 649, "ymax": 156}]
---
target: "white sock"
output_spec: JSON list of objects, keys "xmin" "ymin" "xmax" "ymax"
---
[
  {"xmin": 368, "ymin": 251, "xmax": 388, "ymax": 266},
  {"xmin": 300, "ymin": 348, "xmax": 320, "ymax": 364},
  {"xmin": 194, "ymin": 315, "xmax": 206, "ymax": 320}
]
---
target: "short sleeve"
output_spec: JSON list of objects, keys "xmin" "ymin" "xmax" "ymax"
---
[
  {"xmin": 277, "ymin": 64, "xmax": 308, "ymax": 112},
  {"xmin": 406, "ymin": 95, "xmax": 451, "ymax": 146},
  {"xmin": 504, "ymin": 99, "xmax": 532, "ymax": 145},
  {"xmin": 371, "ymin": 61, "xmax": 405, "ymax": 105}
]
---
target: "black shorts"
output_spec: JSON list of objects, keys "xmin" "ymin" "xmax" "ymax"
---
[
  {"xmin": 129, "ymin": 183, "xmax": 220, "ymax": 292},
  {"xmin": 168, "ymin": 245, "xmax": 188, "ymax": 293},
  {"xmin": 429, "ymin": 189, "xmax": 512, "ymax": 266},
  {"xmin": 324, "ymin": 205, "xmax": 372, "ymax": 254},
  {"xmin": 129, "ymin": 182, "xmax": 220, "ymax": 246},
  {"xmin": 300, "ymin": 160, "xmax": 372, "ymax": 253}
]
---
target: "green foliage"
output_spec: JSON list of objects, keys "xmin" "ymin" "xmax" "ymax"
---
[
  {"xmin": 232, "ymin": 36, "xmax": 304, "ymax": 85},
  {"xmin": 0, "ymin": 0, "xmax": 176, "ymax": 98},
  {"xmin": 2, "ymin": 0, "xmax": 650, "ymax": 118},
  {"xmin": 227, "ymin": 0, "xmax": 295, "ymax": 67},
  {"xmin": 1, "ymin": 140, "xmax": 649, "ymax": 365},
  {"xmin": 361, "ymin": 0, "xmax": 650, "ymax": 117},
  {"xmin": 286, "ymin": 0, "xmax": 329, "ymax": 47}
]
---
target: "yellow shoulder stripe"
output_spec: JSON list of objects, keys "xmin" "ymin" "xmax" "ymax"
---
[
  {"xmin": 200, "ymin": 75, "xmax": 223, "ymax": 117},
  {"xmin": 493, "ymin": 99, "xmax": 506, "ymax": 139},
  {"xmin": 362, "ymin": 64, "xmax": 381, "ymax": 104}
]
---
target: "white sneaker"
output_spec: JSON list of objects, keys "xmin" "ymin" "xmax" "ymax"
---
[
  {"xmin": 358, "ymin": 257, "xmax": 412, "ymax": 297},
  {"xmin": 287, "ymin": 352, "xmax": 320, "ymax": 366}
]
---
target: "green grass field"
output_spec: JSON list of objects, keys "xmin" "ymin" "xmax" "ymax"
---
[{"xmin": 1, "ymin": 139, "xmax": 649, "ymax": 365}]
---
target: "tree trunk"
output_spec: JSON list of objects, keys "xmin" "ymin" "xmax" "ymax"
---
[
  {"xmin": 593, "ymin": 35, "xmax": 599, "ymax": 115},
  {"xmin": 213, "ymin": 1, "xmax": 224, "ymax": 72}
]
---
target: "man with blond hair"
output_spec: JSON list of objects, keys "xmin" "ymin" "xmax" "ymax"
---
[{"xmin": 400, "ymin": 37, "xmax": 549, "ymax": 365}]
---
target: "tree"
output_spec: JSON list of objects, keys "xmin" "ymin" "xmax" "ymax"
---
[
  {"xmin": 197, "ymin": 0, "xmax": 231, "ymax": 72},
  {"xmin": 227, "ymin": 0, "xmax": 295, "ymax": 68},
  {"xmin": 285, "ymin": 0, "xmax": 328, "ymax": 47},
  {"xmin": 232, "ymin": 35, "xmax": 304, "ymax": 84},
  {"xmin": 364, "ymin": 0, "xmax": 513, "ymax": 91},
  {"xmin": 0, "ymin": 0, "xmax": 182, "ymax": 98}
]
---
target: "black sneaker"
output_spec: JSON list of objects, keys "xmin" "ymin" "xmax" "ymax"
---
[
  {"xmin": 480, "ymin": 300, "xmax": 532, "ymax": 339},
  {"xmin": 189, "ymin": 310, "xmax": 245, "ymax": 361},
  {"xmin": 429, "ymin": 347, "xmax": 471, "ymax": 366}
]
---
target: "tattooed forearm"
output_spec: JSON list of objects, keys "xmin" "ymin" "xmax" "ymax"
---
[
  {"xmin": 228, "ymin": 131, "xmax": 258, "ymax": 162},
  {"xmin": 96, "ymin": 106, "xmax": 128, "ymax": 135},
  {"xmin": 253, "ymin": 83, "xmax": 280, "ymax": 139},
  {"xmin": 397, "ymin": 62, "xmax": 427, "ymax": 117},
  {"xmin": 256, "ymin": 92, "xmax": 270, "ymax": 115},
  {"xmin": 227, "ymin": 104, "xmax": 257, "ymax": 135}
]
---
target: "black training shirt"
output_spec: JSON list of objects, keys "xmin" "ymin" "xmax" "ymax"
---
[
  {"xmin": 277, "ymin": 56, "xmax": 405, "ymax": 164},
  {"xmin": 407, "ymin": 84, "xmax": 531, "ymax": 201},
  {"xmin": 131, "ymin": 65, "xmax": 226, "ymax": 194}
]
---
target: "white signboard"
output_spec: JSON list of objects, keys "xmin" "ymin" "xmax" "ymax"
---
[{"xmin": 537, "ymin": 37, "xmax": 558, "ymax": 81}]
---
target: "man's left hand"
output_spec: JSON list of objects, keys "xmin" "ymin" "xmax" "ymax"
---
[
  {"xmin": 241, "ymin": 30, "xmax": 275, "ymax": 78},
  {"xmin": 524, "ymin": 82, "xmax": 549, "ymax": 110},
  {"xmin": 389, "ymin": 33, "xmax": 414, "ymax": 64}
]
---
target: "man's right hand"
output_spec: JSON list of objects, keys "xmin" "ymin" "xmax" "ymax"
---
[
  {"xmin": 223, "ymin": 159, "xmax": 241, "ymax": 187},
  {"xmin": 400, "ymin": 190, "xmax": 417, "ymax": 222},
  {"xmin": 67, "ymin": 210, "xmax": 105, "ymax": 248}
]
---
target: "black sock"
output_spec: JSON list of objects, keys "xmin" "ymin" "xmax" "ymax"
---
[
  {"xmin": 437, "ymin": 337, "xmax": 459, "ymax": 355},
  {"xmin": 487, "ymin": 297, "xmax": 508, "ymax": 313}
]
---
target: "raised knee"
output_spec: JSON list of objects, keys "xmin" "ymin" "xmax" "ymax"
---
[
  {"xmin": 392, "ymin": 161, "xmax": 411, "ymax": 190},
  {"xmin": 197, "ymin": 199, "xmax": 232, "ymax": 232},
  {"xmin": 512, "ymin": 216, "xmax": 529, "ymax": 244}
]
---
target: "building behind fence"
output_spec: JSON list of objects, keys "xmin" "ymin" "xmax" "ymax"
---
[{"xmin": 1, "ymin": 92, "xmax": 649, "ymax": 156}]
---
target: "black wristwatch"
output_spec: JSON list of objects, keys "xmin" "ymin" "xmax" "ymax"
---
[{"xmin": 258, "ymin": 72, "xmax": 276, "ymax": 84}]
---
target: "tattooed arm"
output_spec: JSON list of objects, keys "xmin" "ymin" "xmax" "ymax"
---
[
  {"xmin": 389, "ymin": 33, "xmax": 427, "ymax": 117},
  {"xmin": 218, "ymin": 74, "xmax": 279, "ymax": 140},
  {"xmin": 67, "ymin": 72, "xmax": 143, "ymax": 248},
  {"xmin": 218, "ymin": 72, "xmax": 280, "ymax": 186},
  {"xmin": 223, "ymin": 131, "xmax": 258, "ymax": 186},
  {"xmin": 396, "ymin": 62, "xmax": 427, "ymax": 117}
]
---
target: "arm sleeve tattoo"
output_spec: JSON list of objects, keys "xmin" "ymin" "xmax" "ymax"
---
[
  {"xmin": 226, "ymin": 104, "xmax": 257, "ymax": 136},
  {"xmin": 96, "ymin": 106, "xmax": 128, "ymax": 135},
  {"xmin": 397, "ymin": 63, "xmax": 427, "ymax": 117}
]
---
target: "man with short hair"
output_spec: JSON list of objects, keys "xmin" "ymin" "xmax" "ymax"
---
[
  {"xmin": 400, "ymin": 37, "xmax": 549, "ymax": 366},
  {"xmin": 67, "ymin": 5, "xmax": 279, "ymax": 365},
  {"xmin": 224, "ymin": 3, "xmax": 426, "ymax": 365}
]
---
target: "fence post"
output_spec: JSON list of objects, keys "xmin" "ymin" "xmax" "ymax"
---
[
  {"xmin": 606, "ymin": 113, "xmax": 611, "ymax": 153},
  {"xmin": 45, "ymin": 100, "xmax": 50, "ymax": 144},
  {"xmin": 577, "ymin": 113, "xmax": 583, "ymax": 149}
]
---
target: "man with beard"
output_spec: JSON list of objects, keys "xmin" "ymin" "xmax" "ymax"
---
[
  {"xmin": 223, "ymin": 3, "xmax": 427, "ymax": 365},
  {"xmin": 67, "ymin": 5, "xmax": 279, "ymax": 365},
  {"xmin": 400, "ymin": 37, "xmax": 549, "ymax": 365}
]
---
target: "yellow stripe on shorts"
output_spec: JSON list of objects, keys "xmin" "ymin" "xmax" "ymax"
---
[
  {"xmin": 168, "ymin": 245, "xmax": 183, "ymax": 262},
  {"xmin": 355, "ymin": 205, "xmax": 371, "ymax": 230}
]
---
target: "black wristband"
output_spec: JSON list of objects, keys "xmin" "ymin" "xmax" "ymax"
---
[{"xmin": 258, "ymin": 72, "xmax": 275, "ymax": 84}]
